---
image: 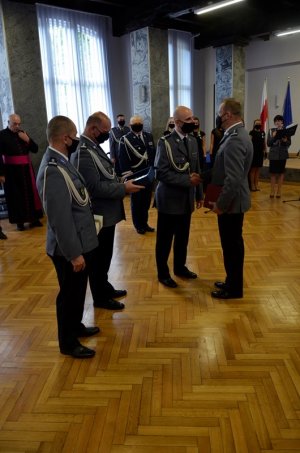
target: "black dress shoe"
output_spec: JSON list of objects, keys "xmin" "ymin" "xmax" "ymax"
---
[
  {"xmin": 174, "ymin": 269, "xmax": 197, "ymax": 279},
  {"xmin": 30, "ymin": 219, "xmax": 43, "ymax": 227},
  {"xmin": 137, "ymin": 229, "xmax": 146, "ymax": 234},
  {"xmin": 77, "ymin": 326, "xmax": 100, "ymax": 337},
  {"xmin": 17, "ymin": 223, "xmax": 25, "ymax": 231},
  {"xmin": 60, "ymin": 345, "xmax": 95, "ymax": 358},
  {"xmin": 94, "ymin": 298, "xmax": 125, "ymax": 310},
  {"xmin": 112, "ymin": 289, "xmax": 127, "ymax": 298},
  {"xmin": 145, "ymin": 225, "xmax": 155, "ymax": 232},
  {"xmin": 211, "ymin": 289, "xmax": 242, "ymax": 299},
  {"xmin": 0, "ymin": 229, "xmax": 7, "ymax": 240},
  {"xmin": 214, "ymin": 281, "xmax": 226, "ymax": 290},
  {"xmin": 158, "ymin": 277, "xmax": 178, "ymax": 288}
]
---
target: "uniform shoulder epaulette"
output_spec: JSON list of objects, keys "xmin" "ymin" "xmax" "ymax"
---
[{"xmin": 48, "ymin": 157, "xmax": 58, "ymax": 166}]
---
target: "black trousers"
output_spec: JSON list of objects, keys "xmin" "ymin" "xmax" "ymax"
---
[
  {"xmin": 156, "ymin": 211, "xmax": 191, "ymax": 279},
  {"xmin": 88, "ymin": 225, "xmax": 116, "ymax": 303},
  {"xmin": 50, "ymin": 251, "xmax": 95, "ymax": 351},
  {"xmin": 217, "ymin": 212, "xmax": 244, "ymax": 296},
  {"xmin": 130, "ymin": 184, "xmax": 152, "ymax": 230}
]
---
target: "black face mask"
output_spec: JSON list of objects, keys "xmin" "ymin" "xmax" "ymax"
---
[
  {"xmin": 254, "ymin": 125, "xmax": 261, "ymax": 130},
  {"xmin": 131, "ymin": 123, "xmax": 143, "ymax": 133},
  {"xmin": 95, "ymin": 132, "xmax": 110, "ymax": 144},
  {"xmin": 168, "ymin": 123, "xmax": 175, "ymax": 129},
  {"xmin": 216, "ymin": 115, "xmax": 223, "ymax": 129},
  {"xmin": 118, "ymin": 120, "xmax": 125, "ymax": 127},
  {"xmin": 181, "ymin": 121, "xmax": 195, "ymax": 134},
  {"xmin": 66, "ymin": 137, "xmax": 79, "ymax": 156}
]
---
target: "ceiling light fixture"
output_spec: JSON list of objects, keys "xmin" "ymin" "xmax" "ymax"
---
[
  {"xmin": 195, "ymin": 0, "xmax": 245, "ymax": 16},
  {"xmin": 276, "ymin": 28, "xmax": 300, "ymax": 37}
]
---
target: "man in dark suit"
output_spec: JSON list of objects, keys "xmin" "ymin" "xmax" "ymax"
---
[
  {"xmin": 72, "ymin": 112, "xmax": 142, "ymax": 310},
  {"xmin": 109, "ymin": 114, "xmax": 130, "ymax": 176},
  {"xmin": 210, "ymin": 98, "xmax": 253, "ymax": 299},
  {"xmin": 118, "ymin": 115, "xmax": 156, "ymax": 234},
  {"xmin": 154, "ymin": 105, "xmax": 203, "ymax": 288},
  {"xmin": 36, "ymin": 115, "xmax": 100, "ymax": 358}
]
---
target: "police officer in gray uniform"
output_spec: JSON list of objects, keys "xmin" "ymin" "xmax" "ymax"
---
[
  {"xmin": 119, "ymin": 115, "xmax": 156, "ymax": 234},
  {"xmin": 154, "ymin": 105, "xmax": 203, "ymax": 288},
  {"xmin": 210, "ymin": 98, "xmax": 253, "ymax": 299},
  {"xmin": 72, "ymin": 112, "xmax": 143, "ymax": 310},
  {"xmin": 36, "ymin": 115, "xmax": 100, "ymax": 359}
]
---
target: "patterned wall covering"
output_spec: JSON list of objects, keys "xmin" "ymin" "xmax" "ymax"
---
[
  {"xmin": 0, "ymin": 1, "xmax": 14, "ymax": 128},
  {"xmin": 215, "ymin": 45, "xmax": 233, "ymax": 111},
  {"xmin": 148, "ymin": 27, "xmax": 169, "ymax": 143},
  {"xmin": 130, "ymin": 28, "xmax": 151, "ymax": 132},
  {"xmin": 232, "ymin": 45, "xmax": 245, "ymax": 111},
  {"xmin": 215, "ymin": 44, "xmax": 245, "ymax": 114}
]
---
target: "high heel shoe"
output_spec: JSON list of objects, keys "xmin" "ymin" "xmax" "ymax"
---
[
  {"xmin": 270, "ymin": 194, "xmax": 274, "ymax": 198},
  {"xmin": 276, "ymin": 193, "xmax": 281, "ymax": 198}
]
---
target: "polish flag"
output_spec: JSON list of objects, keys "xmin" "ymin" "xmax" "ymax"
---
[{"xmin": 260, "ymin": 78, "xmax": 268, "ymax": 132}]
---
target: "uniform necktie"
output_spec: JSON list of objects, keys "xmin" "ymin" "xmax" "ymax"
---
[{"xmin": 183, "ymin": 136, "xmax": 189, "ymax": 152}]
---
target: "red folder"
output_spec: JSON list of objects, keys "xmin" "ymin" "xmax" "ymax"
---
[{"xmin": 203, "ymin": 184, "xmax": 223, "ymax": 208}]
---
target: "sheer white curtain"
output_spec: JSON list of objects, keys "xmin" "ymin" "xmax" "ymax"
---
[
  {"xmin": 168, "ymin": 30, "xmax": 192, "ymax": 114},
  {"xmin": 37, "ymin": 4, "xmax": 113, "ymax": 137}
]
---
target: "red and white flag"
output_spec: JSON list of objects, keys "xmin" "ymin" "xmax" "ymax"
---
[{"xmin": 260, "ymin": 78, "xmax": 268, "ymax": 132}]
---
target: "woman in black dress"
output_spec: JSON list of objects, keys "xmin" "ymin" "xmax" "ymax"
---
[
  {"xmin": 209, "ymin": 126, "xmax": 224, "ymax": 167},
  {"xmin": 192, "ymin": 117, "xmax": 206, "ymax": 171},
  {"xmin": 249, "ymin": 119, "xmax": 266, "ymax": 191},
  {"xmin": 267, "ymin": 115, "xmax": 291, "ymax": 198}
]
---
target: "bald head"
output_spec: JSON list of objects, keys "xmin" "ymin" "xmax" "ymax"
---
[
  {"xmin": 84, "ymin": 111, "xmax": 111, "ymax": 144},
  {"xmin": 173, "ymin": 106, "xmax": 195, "ymax": 135},
  {"xmin": 8, "ymin": 114, "xmax": 21, "ymax": 133}
]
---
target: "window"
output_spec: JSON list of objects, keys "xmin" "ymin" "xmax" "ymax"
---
[
  {"xmin": 168, "ymin": 30, "xmax": 192, "ymax": 114},
  {"xmin": 37, "ymin": 5, "xmax": 113, "ymax": 140}
]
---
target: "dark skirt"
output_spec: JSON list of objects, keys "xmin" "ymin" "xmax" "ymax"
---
[
  {"xmin": 251, "ymin": 150, "xmax": 264, "ymax": 168},
  {"xmin": 269, "ymin": 159, "xmax": 286, "ymax": 174}
]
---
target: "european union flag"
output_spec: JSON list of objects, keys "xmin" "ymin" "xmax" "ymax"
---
[{"xmin": 283, "ymin": 81, "xmax": 293, "ymax": 126}]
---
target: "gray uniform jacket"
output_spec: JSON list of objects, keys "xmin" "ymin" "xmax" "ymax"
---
[
  {"xmin": 154, "ymin": 131, "xmax": 202, "ymax": 215},
  {"xmin": 211, "ymin": 123, "xmax": 253, "ymax": 213},
  {"xmin": 36, "ymin": 147, "xmax": 98, "ymax": 261},
  {"xmin": 71, "ymin": 136, "xmax": 126, "ymax": 227},
  {"xmin": 267, "ymin": 128, "xmax": 291, "ymax": 160}
]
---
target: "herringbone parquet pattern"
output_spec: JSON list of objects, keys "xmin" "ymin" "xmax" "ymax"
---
[{"xmin": 1, "ymin": 181, "xmax": 300, "ymax": 452}]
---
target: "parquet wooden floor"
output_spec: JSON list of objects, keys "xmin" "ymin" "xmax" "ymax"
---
[{"xmin": 1, "ymin": 181, "xmax": 300, "ymax": 452}]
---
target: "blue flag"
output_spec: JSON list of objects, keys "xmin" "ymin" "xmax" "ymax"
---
[{"xmin": 283, "ymin": 81, "xmax": 293, "ymax": 126}]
